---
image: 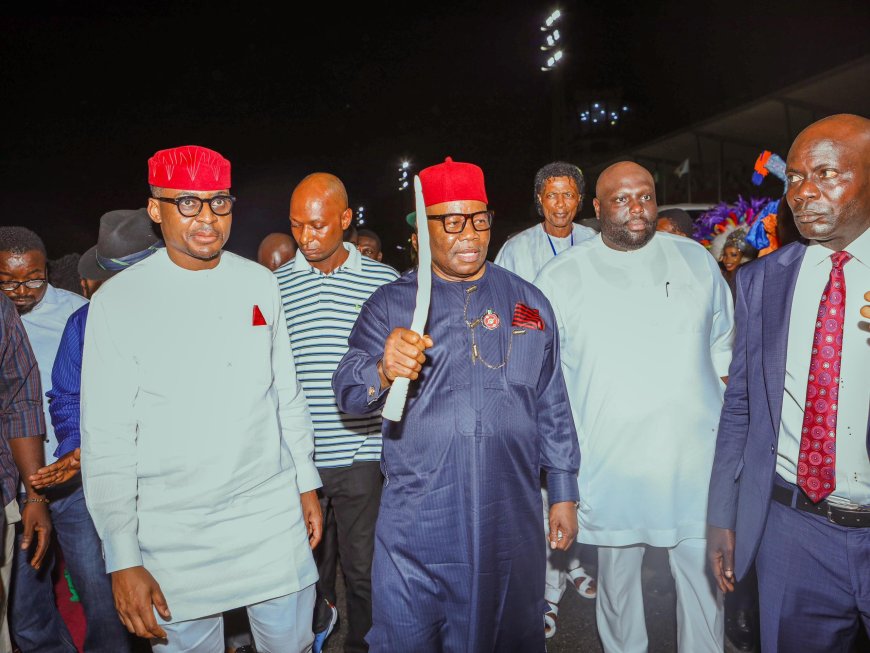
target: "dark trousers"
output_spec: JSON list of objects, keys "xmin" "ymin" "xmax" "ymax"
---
[
  {"xmin": 315, "ymin": 461, "xmax": 383, "ymax": 653},
  {"xmin": 10, "ymin": 483, "xmax": 131, "ymax": 653},
  {"xmin": 756, "ymin": 480, "xmax": 870, "ymax": 653},
  {"xmin": 725, "ymin": 561, "xmax": 760, "ymax": 650}
]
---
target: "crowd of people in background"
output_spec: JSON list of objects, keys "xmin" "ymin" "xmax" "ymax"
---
[{"xmin": 0, "ymin": 112, "xmax": 868, "ymax": 653}]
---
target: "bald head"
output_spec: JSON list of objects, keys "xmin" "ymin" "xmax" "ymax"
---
[
  {"xmin": 257, "ymin": 232, "xmax": 297, "ymax": 271},
  {"xmin": 595, "ymin": 161, "xmax": 655, "ymax": 199},
  {"xmin": 790, "ymin": 114, "xmax": 870, "ymax": 156},
  {"xmin": 292, "ymin": 173, "xmax": 349, "ymax": 210},
  {"xmin": 289, "ymin": 172, "xmax": 354, "ymax": 272},
  {"xmin": 593, "ymin": 161, "xmax": 658, "ymax": 251},
  {"xmin": 786, "ymin": 113, "xmax": 870, "ymax": 251}
]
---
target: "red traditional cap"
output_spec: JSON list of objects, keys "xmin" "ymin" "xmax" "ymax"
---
[
  {"xmin": 419, "ymin": 156, "xmax": 488, "ymax": 207},
  {"xmin": 148, "ymin": 145, "xmax": 231, "ymax": 191}
]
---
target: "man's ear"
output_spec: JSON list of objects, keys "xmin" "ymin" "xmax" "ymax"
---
[
  {"xmin": 147, "ymin": 198, "xmax": 162, "ymax": 224},
  {"xmin": 340, "ymin": 208, "xmax": 353, "ymax": 231},
  {"xmin": 592, "ymin": 198, "xmax": 601, "ymax": 220}
]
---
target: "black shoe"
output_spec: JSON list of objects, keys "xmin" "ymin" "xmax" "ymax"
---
[
  {"xmin": 313, "ymin": 595, "xmax": 339, "ymax": 633},
  {"xmin": 725, "ymin": 608, "xmax": 759, "ymax": 652},
  {"xmin": 313, "ymin": 599, "xmax": 339, "ymax": 653}
]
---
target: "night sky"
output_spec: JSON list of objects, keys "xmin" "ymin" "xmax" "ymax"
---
[{"xmin": 2, "ymin": 1, "xmax": 867, "ymax": 270}]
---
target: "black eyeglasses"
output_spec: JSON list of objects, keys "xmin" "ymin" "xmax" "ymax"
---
[
  {"xmin": 427, "ymin": 210, "xmax": 494, "ymax": 234},
  {"xmin": 0, "ymin": 279, "xmax": 46, "ymax": 292},
  {"xmin": 154, "ymin": 195, "xmax": 236, "ymax": 217}
]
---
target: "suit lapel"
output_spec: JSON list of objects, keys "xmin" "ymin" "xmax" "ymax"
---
[{"xmin": 762, "ymin": 243, "xmax": 806, "ymax": 434}]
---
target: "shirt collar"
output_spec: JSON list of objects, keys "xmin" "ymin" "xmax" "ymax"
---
[
  {"xmin": 538, "ymin": 222, "xmax": 578, "ymax": 241},
  {"xmin": 844, "ymin": 225, "xmax": 870, "ymax": 268},
  {"xmin": 29, "ymin": 283, "xmax": 58, "ymax": 316},
  {"xmin": 804, "ymin": 225, "xmax": 870, "ymax": 269},
  {"xmin": 292, "ymin": 241, "xmax": 362, "ymax": 274}
]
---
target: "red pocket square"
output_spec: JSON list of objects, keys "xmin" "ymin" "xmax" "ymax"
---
[
  {"xmin": 512, "ymin": 303, "xmax": 545, "ymax": 330},
  {"xmin": 252, "ymin": 305, "xmax": 267, "ymax": 326}
]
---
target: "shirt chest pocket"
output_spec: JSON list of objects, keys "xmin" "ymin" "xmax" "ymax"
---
[
  {"xmin": 222, "ymin": 325, "xmax": 273, "ymax": 388},
  {"xmin": 505, "ymin": 329, "xmax": 547, "ymax": 389},
  {"xmin": 653, "ymin": 283, "xmax": 706, "ymax": 334}
]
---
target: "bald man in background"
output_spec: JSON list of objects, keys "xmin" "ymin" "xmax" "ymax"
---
[
  {"xmin": 275, "ymin": 173, "xmax": 399, "ymax": 652},
  {"xmin": 258, "ymin": 233, "xmax": 297, "ymax": 271},
  {"xmin": 535, "ymin": 161, "xmax": 733, "ymax": 652}
]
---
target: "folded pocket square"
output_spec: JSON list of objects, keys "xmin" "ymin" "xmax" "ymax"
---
[
  {"xmin": 252, "ymin": 305, "xmax": 267, "ymax": 326},
  {"xmin": 512, "ymin": 302, "xmax": 544, "ymax": 330}
]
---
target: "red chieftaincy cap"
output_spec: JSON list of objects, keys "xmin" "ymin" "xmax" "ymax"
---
[
  {"xmin": 148, "ymin": 145, "xmax": 231, "ymax": 191},
  {"xmin": 418, "ymin": 156, "xmax": 488, "ymax": 207}
]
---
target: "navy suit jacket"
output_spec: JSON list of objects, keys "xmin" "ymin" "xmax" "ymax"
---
[{"xmin": 707, "ymin": 241, "xmax": 870, "ymax": 580}]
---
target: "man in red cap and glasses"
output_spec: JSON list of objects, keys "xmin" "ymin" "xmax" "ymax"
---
[
  {"xmin": 333, "ymin": 157, "xmax": 580, "ymax": 652},
  {"xmin": 79, "ymin": 145, "xmax": 322, "ymax": 652}
]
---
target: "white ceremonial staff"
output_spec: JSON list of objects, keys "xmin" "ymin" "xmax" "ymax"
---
[{"xmin": 382, "ymin": 175, "xmax": 431, "ymax": 422}]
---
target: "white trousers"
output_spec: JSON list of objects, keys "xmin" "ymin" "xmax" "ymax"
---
[
  {"xmin": 596, "ymin": 539, "xmax": 723, "ymax": 653},
  {"xmin": 0, "ymin": 500, "xmax": 21, "ymax": 653},
  {"xmin": 151, "ymin": 583, "xmax": 316, "ymax": 653}
]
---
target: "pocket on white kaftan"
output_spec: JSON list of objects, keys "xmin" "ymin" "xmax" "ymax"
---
[{"xmin": 222, "ymin": 326, "xmax": 273, "ymax": 389}]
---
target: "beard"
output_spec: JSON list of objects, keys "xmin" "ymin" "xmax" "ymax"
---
[
  {"xmin": 601, "ymin": 218, "xmax": 656, "ymax": 251},
  {"xmin": 15, "ymin": 302, "xmax": 36, "ymax": 315}
]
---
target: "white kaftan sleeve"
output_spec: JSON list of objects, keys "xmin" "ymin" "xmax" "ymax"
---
[
  {"xmin": 80, "ymin": 297, "xmax": 142, "ymax": 573},
  {"xmin": 270, "ymin": 278, "xmax": 321, "ymax": 494},
  {"xmin": 708, "ymin": 256, "xmax": 736, "ymax": 377}
]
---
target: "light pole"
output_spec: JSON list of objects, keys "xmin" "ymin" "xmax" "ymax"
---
[
  {"xmin": 398, "ymin": 160, "xmax": 410, "ymax": 192},
  {"xmin": 540, "ymin": 9, "xmax": 565, "ymax": 158}
]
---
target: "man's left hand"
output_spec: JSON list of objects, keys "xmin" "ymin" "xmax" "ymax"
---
[
  {"xmin": 30, "ymin": 448, "xmax": 81, "ymax": 489},
  {"xmin": 20, "ymin": 501, "xmax": 52, "ymax": 570},
  {"xmin": 300, "ymin": 490, "xmax": 323, "ymax": 550},
  {"xmin": 548, "ymin": 501, "xmax": 578, "ymax": 551}
]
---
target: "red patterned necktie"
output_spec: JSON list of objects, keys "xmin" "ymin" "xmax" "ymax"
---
[{"xmin": 797, "ymin": 250, "xmax": 852, "ymax": 503}]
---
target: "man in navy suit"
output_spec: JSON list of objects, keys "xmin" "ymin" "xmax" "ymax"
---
[{"xmin": 707, "ymin": 113, "xmax": 870, "ymax": 652}]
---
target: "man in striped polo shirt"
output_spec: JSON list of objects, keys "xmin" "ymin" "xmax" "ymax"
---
[{"xmin": 276, "ymin": 173, "xmax": 399, "ymax": 653}]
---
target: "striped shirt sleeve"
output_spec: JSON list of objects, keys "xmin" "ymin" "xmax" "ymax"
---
[{"xmin": 0, "ymin": 295, "xmax": 46, "ymax": 440}]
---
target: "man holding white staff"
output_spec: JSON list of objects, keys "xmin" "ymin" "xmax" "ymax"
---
[
  {"xmin": 333, "ymin": 156, "xmax": 579, "ymax": 652},
  {"xmin": 81, "ymin": 145, "xmax": 322, "ymax": 652}
]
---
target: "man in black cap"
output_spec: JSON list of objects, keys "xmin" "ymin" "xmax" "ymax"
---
[{"xmin": 28, "ymin": 208, "xmax": 161, "ymax": 652}]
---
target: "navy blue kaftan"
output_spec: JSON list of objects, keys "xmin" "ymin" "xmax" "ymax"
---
[{"xmin": 332, "ymin": 263, "xmax": 580, "ymax": 653}]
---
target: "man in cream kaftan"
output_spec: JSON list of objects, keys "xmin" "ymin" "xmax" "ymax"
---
[
  {"xmin": 534, "ymin": 162, "xmax": 733, "ymax": 653},
  {"xmin": 81, "ymin": 145, "xmax": 321, "ymax": 653}
]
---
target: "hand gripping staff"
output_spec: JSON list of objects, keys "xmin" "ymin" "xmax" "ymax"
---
[{"xmin": 381, "ymin": 175, "xmax": 431, "ymax": 422}]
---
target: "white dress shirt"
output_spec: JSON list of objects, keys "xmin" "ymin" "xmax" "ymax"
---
[
  {"xmin": 20, "ymin": 283, "xmax": 87, "ymax": 463},
  {"xmin": 776, "ymin": 226, "xmax": 870, "ymax": 505}
]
